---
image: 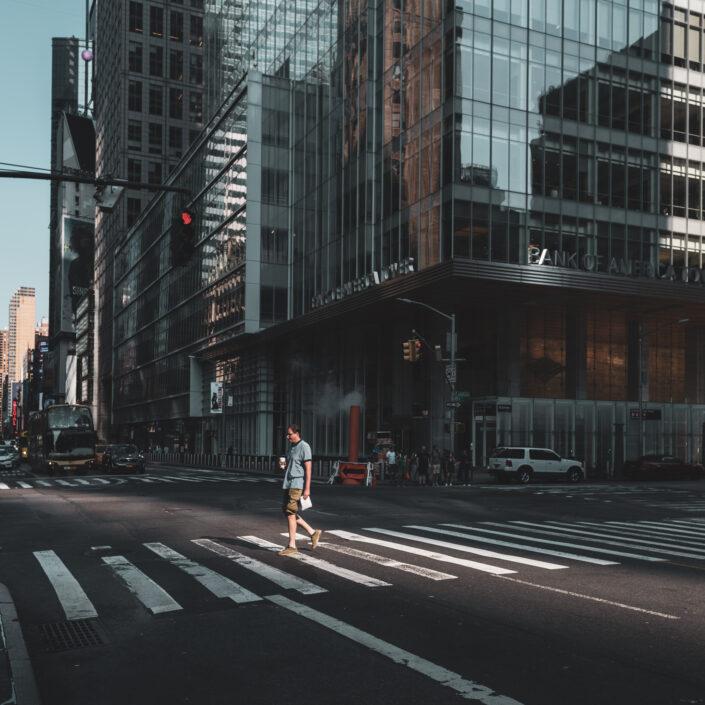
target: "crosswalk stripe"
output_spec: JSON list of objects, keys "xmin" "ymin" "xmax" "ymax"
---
[
  {"xmin": 0, "ymin": 482, "xmax": 10, "ymax": 490},
  {"xmin": 518, "ymin": 521, "xmax": 705, "ymax": 560},
  {"xmin": 285, "ymin": 533, "xmax": 457, "ymax": 581},
  {"xmin": 631, "ymin": 520, "xmax": 705, "ymax": 538},
  {"xmin": 55, "ymin": 480, "xmax": 77, "ymax": 486},
  {"xmin": 160, "ymin": 475, "xmax": 204, "ymax": 483},
  {"xmin": 144, "ymin": 542, "xmax": 261, "ymax": 604},
  {"xmin": 328, "ymin": 530, "xmax": 516, "ymax": 575},
  {"xmin": 193, "ymin": 539, "xmax": 326, "ymax": 595},
  {"xmin": 17, "ymin": 482, "xmax": 32, "ymax": 488},
  {"xmin": 33, "ymin": 550, "xmax": 98, "ymax": 620},
  {"xmin": 238, "ymin": 536, "xmax": 392, "ymax": 587},
  {"xmin": 437, "ymin": 524, "xmax": 618, "ymax": 565},
  {"xmin": 395, "ymin": 527, "xmax": 568, "ymax": 570},
  {"xmin": 579, "ymin": 520, "xmax": 705, "ymax": 546},
  {"xmin": 266, "ymin": 594, "xmax": 524, "ymax": 704},
  {"xmin": 36, "ymin": 480, "xmax": 53, "ymax": 486},
  {"xmin": 102, "ymin": 555, "xmax": 182, "ymax": 614},
  {"xmin": 469, "ymin": 523, "xmax": 664, "ymax": 562},
  {"xmin": 92, "ymin": 478, "xmax": 110, "ymax": 484},
  {"xmin": 73, "ymin": 479, "xmax": 90, "ymax": 485}
]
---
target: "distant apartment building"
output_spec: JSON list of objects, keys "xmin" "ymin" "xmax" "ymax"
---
[
  {"xmin": 91, "ymin": 0, "xmax": 205, "ymax": 439},
  {"xmin": 0, "ymin": 329, "xmax": 7, "ymax": 425}
]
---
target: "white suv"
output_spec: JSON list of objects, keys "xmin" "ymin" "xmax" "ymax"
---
[{"xmin": 488, "ymin": 447, "xmax": 584, "ymax": 484}]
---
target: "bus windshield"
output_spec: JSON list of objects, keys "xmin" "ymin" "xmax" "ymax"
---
[{"xmin": 47, "ymin": 406, "xmax": 94, "ymax": 430}]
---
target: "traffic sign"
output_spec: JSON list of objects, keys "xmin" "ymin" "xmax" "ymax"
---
[{"xmin": 446, "ymin": 401, "xmax": 461, "ymax": 408}]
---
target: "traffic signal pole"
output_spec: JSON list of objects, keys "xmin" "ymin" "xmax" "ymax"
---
[{"xmin": 397, "ymin": 298, "xmax": 458, "ymax": 453}]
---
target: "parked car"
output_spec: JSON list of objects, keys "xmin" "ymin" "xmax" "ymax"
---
[
  {"xmin": 102, "ymin": 444, "xmax": 145, "ymax": 474},
  {"xmin": 622, "ymin": 454, "xmax": 704, "ymax": 480},
  {"xmin": 488, "ymin": 447, "xmax": 584, "ymax": 484},
  {"xmin": 0, "ymin": 446, "xmax": 20, "ymax": 469}
]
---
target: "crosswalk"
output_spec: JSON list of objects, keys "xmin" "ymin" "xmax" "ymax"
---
[
  {"xmin": 0, "ymin": 473, "xmax": 281, "ymax": 490},
  {"xmin": 10, "ymin": 517, "xmax": 705, "ymax": 626}
]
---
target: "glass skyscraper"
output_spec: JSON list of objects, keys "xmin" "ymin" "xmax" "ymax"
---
[{"xmin": 112, "ymin": 0, "xmax": 705, "ymax": 476}]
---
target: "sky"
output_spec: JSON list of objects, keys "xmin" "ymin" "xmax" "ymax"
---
[{"xmin": 0, "ymin": 0, "xmax": 86, "ymax": 330}]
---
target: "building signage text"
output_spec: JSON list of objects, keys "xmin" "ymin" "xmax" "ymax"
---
[
  {"xmin": 528, "ymin": 247, "xmax": 705, "ymax": 285},
  {"xmin": 311, "ymin": 258, "xmax": 415, "ymax": 309}
]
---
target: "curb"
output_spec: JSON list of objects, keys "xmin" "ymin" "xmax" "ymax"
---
[{"xmin": 0, "ymin": 583, "xmax": 41, "ymax": 705}]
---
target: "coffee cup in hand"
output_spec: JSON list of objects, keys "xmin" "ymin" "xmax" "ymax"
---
[{"xmin": 279, "ymin": 457, "xmax": 286, "ymax": 469}]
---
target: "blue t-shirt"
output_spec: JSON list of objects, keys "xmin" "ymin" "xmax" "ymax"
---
[{"xmin": 282, "ymin": 440, "xmax": 312, "ymax": 489}]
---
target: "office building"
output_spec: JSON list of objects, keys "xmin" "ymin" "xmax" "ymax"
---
[
  {"xmin": 8, "ymin": 288, "xmax": 36, "ymax": 386},
  {"xmin": 111, "ymin": 0, "xmax": 705, "ymax": 474},
  {"xmin": 91, "ymin": 0, "xmax": 206, "ymax": 440}
]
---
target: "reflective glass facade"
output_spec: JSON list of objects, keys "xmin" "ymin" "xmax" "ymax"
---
[{"xmin": 113, "ymin": 0, "xmax": 705, "ymax": 470}]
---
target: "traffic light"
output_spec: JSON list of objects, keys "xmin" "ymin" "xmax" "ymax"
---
[
  {"xmin": 171, "ymin": 208, "xmax": 195, "ymax": 266},
  {"xmin": 402, "ymin": 339, "xmax": 422, "ymax": 362}
]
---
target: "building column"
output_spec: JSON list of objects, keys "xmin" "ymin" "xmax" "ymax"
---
[
  {"xmin": 496, "ymin": 309, "xmax": 520, "ymax": 396},
  {"xmin": 565, "ymin": 306, "xmax": 587, "ymax": 400}
]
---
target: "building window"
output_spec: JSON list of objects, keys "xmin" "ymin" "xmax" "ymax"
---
[
  {"xmin": 169, "ymin": 50, "xmax": 184, "ymax": 80},
  {"xmin": 128, "ymin": 81, "xmax": 143, "ymax": 111},
  {"xmin": 127, "ymin": 197, "xmax": 142, "ymax": 227},
  {"xmin": 149, "ymin": 85, "xmax": 163, "ymax": 115},
  {"xmin": 149, "ymin": 46, "xmax": 163, "ymax": 76},
  {"xmin": 169, "ymin": 126, "xmax": 182, "ymax": 157},
  {"xmin": 169, "ymin": 88, "xmax": 183, "ymax": 119},
  {"xmin": 127, "ymin": 159, "xmax": 142, "ymax": 183},
  {"xmin": 189, "ymin": 54, "xmax": 203, "ymax": 83},
  {"xmin": 148, "ymin": 123, "xmax": 162, "ymax": 155},
  {"xmin": 189, "ymin": 92, "xmax": 202, "ymax": 122},
  {"xmin": 150, "ymin": 6, "xmax": 164, "ymax": 37},
  {"xmin": 189, "ymin": 15, "xmax": 203, "ymax": 46},
  {"xmin": 170, "ymin": 11, "xmax": 183, "ymax": 41},
  {"xmin": 127, "ymin": 120, "xmax": 142, "ymax": 150},
  {"xmin": 129, "ymin": 2, "xmax": 143, "ymax": 33},
  {"xmin": 191, "ymin": 0, "xmax": 204, "ymax": 8},
  {"xmin": 147, "ymin": 162, "xmax": 162, "ymax": 185},
  {"xmin": 128, "ymin": 41, "xmax": 143, "ymax": 72}
]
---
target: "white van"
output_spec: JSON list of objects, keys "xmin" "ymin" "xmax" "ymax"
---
[{"xmin": 488, "ymin": 447, "xmax": 584, "ymax": 484}]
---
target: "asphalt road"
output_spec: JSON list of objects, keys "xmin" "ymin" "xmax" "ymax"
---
[{"xmin": 0, "ymin": 464, "xmax": 703, "ymax": 705}]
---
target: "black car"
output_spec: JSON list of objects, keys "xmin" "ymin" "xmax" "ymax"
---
[
  {"xmin": 622, "ymin": 454, "xmax": 704, "ymax": 480},
  {"xmin": 102, "ymin": 444, "xmax": 146, "ymax": 474}
]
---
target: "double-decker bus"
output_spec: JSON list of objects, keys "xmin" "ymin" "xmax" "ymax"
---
[{"xmin": 28, "ymin": 405, "xmax": 96, "ymax": 475}]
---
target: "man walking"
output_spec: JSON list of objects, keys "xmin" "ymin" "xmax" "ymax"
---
[{"xmin": 279, "ymin": 423, "xmax": 322, "ymax": 556}]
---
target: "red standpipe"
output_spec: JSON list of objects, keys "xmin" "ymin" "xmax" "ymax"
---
[{"xmin": 349, "ymin": 405, "xmax": 360, "ymax": 462}]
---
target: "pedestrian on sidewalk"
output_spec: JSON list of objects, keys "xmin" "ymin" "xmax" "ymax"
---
[
  {"xmin": 386, "ymin": 446, "xmax": 398, "ymax": 485},
  {"xmin": 417, "ymin": 445, "xmax": 429, "ymax": 485},
  {"xmin": 431, "ymin": 445, "xmax": 442, "ymax": 486},
  {"xmin": 397, "ymin": 450, "xmax": 408, "ymax": 486},
  {"xmin": 444, "ymin": 451, "xmax": 456, "ymax": 486},
  {"xmin": 278, "ymin": 423, "xmax": 322, "ymax": 556},
  {"xmin": 458, "ymin": 449, "xmax": 472, "ymax": 485}
]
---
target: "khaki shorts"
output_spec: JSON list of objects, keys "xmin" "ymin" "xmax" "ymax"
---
[{"xmin": 282, "ymin": 488, "xmax": 303, "ymax": 515}]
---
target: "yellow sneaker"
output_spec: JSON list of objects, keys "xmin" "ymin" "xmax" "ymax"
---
[
  {"xmin": 311, "ymin": 529, "xmax": 322, "ymax": 550},
  {"xmin": 278, "ymin": 546, "xmax": 298, "ymax": 556}
]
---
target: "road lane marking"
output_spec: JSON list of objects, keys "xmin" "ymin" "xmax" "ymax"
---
[
  {"xmin": 328, "ymin": 530, "xmax": 516, "ymax": 575},
  {"xmin": 517, "ymin": 521, "xmax": 705, "ymax": 560},
  {"xmin": 238, "ymin": 536, "xmax": 392, "ymax": 587},
  {"xmin": 494, "ymin": 575, "xmax": 679, "ymax": 620},
  {"xmin": 0, "ymin": 482, "xmax": 10, "ymax": 490},
  {"xmin": 193, "ymin": 538, "xmax": 326, "ymax": 595},
  {"xmin": 55, "ymin": 480, "xmax": 77, "ymax": 487},
  {"xmin": 473, "ymin": 523, "xmax": 664, "ymax": 562},
  {"xmin": 144, "ymin": 542, "xmax": 261, "ymax": 604},
  {"xmin": 17, "ymin": 481, "xmax": 32, "ymax": 488},
  {"xmin": 628, "ymin": 520, "xmax": 705, "ymax": 538},
  {"xmin": 102, "ymin": 555, "xmax": 182, "ymax": 614},
  {"xmin": 439, "ymin": 524, "xmax": 618, "ymax": 565},
  {"xmin": 266, "ymin": 594, "xmax": 524, "ymax": 704},
  {"xmin": 72, "ymin": 479, "xmax": 90, "ymax": 485},
  {"xmin": 285, "ymin": 533, "xmax": 457, "ymax": 581},
  {"xmin": 33, "ymin": 550, "xmax": 98, "ymax": 620},
  {"xmin": 399, "ymin": 526, "xmax": 568, "ymax": 570},
  {"xmin": 35, "ymin": 480, "xmax": 53, "ymax": 486}
]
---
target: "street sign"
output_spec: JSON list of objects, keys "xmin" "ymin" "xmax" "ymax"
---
[
  {"xmin": 445, "ymin": 364, "xmax": 457, "ymax": 383},
  {"xmin": 457, "ymin": 391, "xmax": 470, "ymax": 400},
  {"xmin": 497, "ymin": 404, "xmax": 512, "ymax": 412},
  {"xmin": 446, "ymin": 401, "xmax": 461, "ymax": 408}
]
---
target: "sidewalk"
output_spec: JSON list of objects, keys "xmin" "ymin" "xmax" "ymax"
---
[{"xmin": 0, "ymin": 583, "xmax": 41, "ymax": 705}]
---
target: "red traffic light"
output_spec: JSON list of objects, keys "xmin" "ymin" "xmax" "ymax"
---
[{"xmin": 181, "ymin": 211, "xmax": 193, "ymax": 225}]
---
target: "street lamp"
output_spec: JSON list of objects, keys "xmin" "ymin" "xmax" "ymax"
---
[
  {"xmin": 397, "ymin": 298, "xmax": 458, "ymax": 453},
  {"xmin": 637, "ymin": 317, "xmax": 689, "ymax": 455}
]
